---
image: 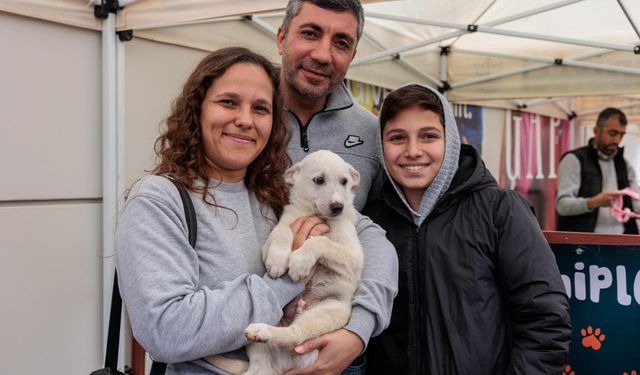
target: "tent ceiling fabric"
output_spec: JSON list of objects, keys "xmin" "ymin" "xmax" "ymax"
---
[
  {"xmin": 117, "ymin": 0, "xmax": 292, "ymax": 31},
  {"xmin": 358, "ymin": 0, "xmax": 640, "ymax": 96},
  {"xmin": 131, "ymin": 0, "xmax": 640, "ymax": 120},
  {"xmin": 1, "ymin": 0, "xmax": 639, "ymax": 120},
  {"xmin": 0, "ymin": 0, "xmax": 101, "ymax": 30}
]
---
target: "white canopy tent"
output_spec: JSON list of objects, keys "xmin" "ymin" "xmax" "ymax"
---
[
  {"xmin": 1, "ymin": 0, "xmax": 639, "ymax": 372},
  {"xmin": 123, "ymin": 0, "xmax": 640, "ymax": 122},
  {"xmin": 3, "ymin": 0, "xmax": 639, "ymax": 121}
]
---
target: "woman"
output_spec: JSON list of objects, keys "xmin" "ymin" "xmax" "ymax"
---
[
  {"xmin": 364, "ymin": 84, "xmax": 571, "ymax": 374},
  {"xmin": 116, "ymin": 47, "xmax": 307, "ymax": 374}
]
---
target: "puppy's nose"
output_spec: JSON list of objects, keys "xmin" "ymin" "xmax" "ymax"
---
[{"xmin": 330, "ymin": 203, "xmax": 344, "ymax": 215}]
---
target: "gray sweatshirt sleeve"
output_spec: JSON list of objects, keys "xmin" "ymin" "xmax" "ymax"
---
[
  {"xmin": 556, "ymin": 153, "xmax": 591, "ymax": 216},
  {"xmin": 115, "ymin": 178, "xmax": 304, "ymax": 363},
  {"xmin": 343, "ymin": 212, "xmax": 399, "ymax": 346}
]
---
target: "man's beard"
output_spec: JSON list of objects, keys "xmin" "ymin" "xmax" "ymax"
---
[
  {"xmin": 283, "ymin": 60, "xmax": 336, "ymax": 100},
  {"xmin": 597, "ymin": 140, "xmax": 617, "ymax": 156}
]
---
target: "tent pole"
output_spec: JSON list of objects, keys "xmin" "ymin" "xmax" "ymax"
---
[
  {"xmin": 397, "ymin": 58, "xmax": 442, "ymax": 87},
  {"xmin": 475, "ymin": 25, "xmax": 633, "ymax": 53},
  {"xmin": 101, "ymin": 10, "xmax": 118, "ymax": 364},
  {"xmin": 438, "ymin": 47, "xmax": 448, "ymax": 95},
  {"xmin": 577, "ymin": 102, "xmax": 640, "ymax": 117},
  {"xmin": 616, "ymin": 0, "xmax": 640, "ymax": 40},
  {"xmin": 352, "ymin": 30, "xmax": 466, "ymax": 67},
  {"xmin": 116, "ymin": 21, "xmax": 130, "ymax": 370},
  {"xmin": 449, "ymin": 50, "xmax": 627, "ymax": 90},
  {"xmin": 248, "ymin": 15, "xmax": 278, "ymax": 36},
  {"xmin": 367, "ymin": 11, "xmax": 633, "ymax": 53}
]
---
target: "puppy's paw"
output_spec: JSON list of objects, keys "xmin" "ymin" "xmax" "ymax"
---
[
  {"xmin": 288, "ymin": 251, "xmax": 315, "ymax": 282},
  {"xmin": 245, "ymin": 323, "xmax": 274, "ymax": 343},
  {"xmin": 264, "ymin": 246, "xmax": 291, "ymax": 278},
  {"xmin": 295, "ymin": 298, "xmax": 307, "ymax": 314}
]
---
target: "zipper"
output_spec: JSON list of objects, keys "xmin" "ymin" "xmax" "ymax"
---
[
  {"xmin": 288, "ymin": 111, "xmax": 310, "ymax": 152},
  {"xmin": 412, "ymin": 227, "xmax": 422, "ymax": 374},
  {"xmin": 300, "ymin": 124, "xmax": 309, "ymax": 152}
]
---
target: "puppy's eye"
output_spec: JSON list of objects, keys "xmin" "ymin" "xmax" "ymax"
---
[
  {"xmin": 340, "ymin": 178, "xmax": 348, "ymax": 186},
  {"xmin": 313, "ymin": 177, "xmax": 325, "ymax": 185}
]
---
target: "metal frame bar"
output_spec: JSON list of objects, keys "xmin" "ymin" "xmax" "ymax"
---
[
  {"xmin": 101, "ymin": 9, "xmax": 118, "ymax": 362},
  {"xmin": 351, "ymin": 30, "xmax": 466, "ymax": 66},
  {"xmin": 553, "ymin": 100, "xmax": 573, "ymax": 116},
  {"xmin": 617, "ymin": 0, "xmax": 640, "ymax": 40},
  {"xmin": 577, "ymin": 101, "xmax": 640, "ymax": 117},
  {"xmin": 357, "ymin": 0, "xmax": 586, "ymax": 66},
  {"xmin": 397, "ymin": 58, "xmax": 443, "ymax": 87},
  {"xmin": 248, "ymin": 15, "xmax": 278, "ymax": 36},
  {"xmin": 475, "ymin": 25, "xmax": 633, "ymax": 52},
  {"xmin": 449, "ymin": 50, "xmax": 627, "ymax": 89}
]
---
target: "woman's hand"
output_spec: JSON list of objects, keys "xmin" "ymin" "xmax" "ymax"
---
[
  {"xmin": 290, "ymin": 216, "xmax": 330, "ymax": 250},
  {"xmin": 282, "ymin": 329, "xmax": 365, "ymax": 375},
  {"xmin": 289, "ymin": 216, "xmax": 329, "ymax": 286}
]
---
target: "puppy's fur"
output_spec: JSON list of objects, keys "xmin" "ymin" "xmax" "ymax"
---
[{"xmin": 206, "ymin": 150, "xmax": 364, "ymax": 375}]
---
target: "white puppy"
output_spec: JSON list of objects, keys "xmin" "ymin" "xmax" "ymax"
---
[{"xmin": 207, "ymin": 150, "xmax": 364, "ymax": 375}]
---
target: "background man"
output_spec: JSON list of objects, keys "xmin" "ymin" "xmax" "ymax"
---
[
  {"xmin": 276, "ymin": 1, "xmax": 398, "ymax": 375},
  {"xmin": 556, "ymin": 107, "xmax": 640, "ymax": 234}
]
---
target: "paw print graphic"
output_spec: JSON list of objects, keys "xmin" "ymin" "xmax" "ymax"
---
[
  {"xmin": 623, "ymin": 371, "xmax": 637, "ymax": 375},
  {"xmin": 562, "ymin": 364, "xmax": 575, "ymax": 375},
  {"xmin": 581, "ymin": 326, "xmax": 605, "ymax": 350}
]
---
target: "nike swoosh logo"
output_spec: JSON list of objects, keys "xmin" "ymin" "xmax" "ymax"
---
[{"xmin": 344, "ymin": 139, "xmax": 364, "ymax": 148}]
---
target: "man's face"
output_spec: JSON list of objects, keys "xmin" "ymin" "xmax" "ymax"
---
[
  {"xmin": 594, "ymin": 116, "xmax": 626, "ymax": 156},
  {"xmin": 277, "ymin": 2, "xmax": 358, "ymax": 100}
]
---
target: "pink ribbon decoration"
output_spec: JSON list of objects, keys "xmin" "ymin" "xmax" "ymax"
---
[{"xmin": 611, "ymin": 187, "xmax": 640, "ymax": 223}]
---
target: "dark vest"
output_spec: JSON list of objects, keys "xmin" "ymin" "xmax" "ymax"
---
[{"xmin": 557, "ymin": 139, "xmax": 639, "ymax": 234}]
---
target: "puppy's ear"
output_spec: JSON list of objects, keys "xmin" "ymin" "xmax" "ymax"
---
[
  {"xmin": 284, "ymin": 165, "xmax": 300, "ymax": 185},
  {"xmin": 349, "ymin": 167, "xmax": 361, "ymax": 191}
]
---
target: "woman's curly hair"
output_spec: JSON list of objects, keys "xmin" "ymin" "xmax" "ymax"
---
[{"xmin": 152, "ymin": 47, "xmax": 291, "ymax": 218}]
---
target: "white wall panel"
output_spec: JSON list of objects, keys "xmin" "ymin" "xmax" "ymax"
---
[
  {"xmin": 481, "ymin": 107, "xmax": 505, "ymax": 178},
  {"xmin": 0, "ymin": 12, "xmax": 101, "ymax": 201},
  {"xmin": 0, "ymin": 203, "xmax": 102, "ymax": 374},
  {"xmin": 124, "ymin": 38, "xmax": 206, "ymax": 186},
  {"xmin": 622, "ymin": 123, "xmax": 640, "ymax": 179}
]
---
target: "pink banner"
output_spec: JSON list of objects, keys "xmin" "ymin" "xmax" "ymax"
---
[{"xmin": 500, "ymin": 111, "xmax": 571, "ymax": 230}]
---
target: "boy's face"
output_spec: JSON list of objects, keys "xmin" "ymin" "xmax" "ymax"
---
[{"xmin": 382, "ymin": 106, "xmax": 445, "ymax": 203}]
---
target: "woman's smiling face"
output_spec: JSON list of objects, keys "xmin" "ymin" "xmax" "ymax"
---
[
  {"xmin": 382, "ymin": 105, "xmax": 445, "ymax": 209},
  {"xmin": 199, "ymin": 62, "xmax": 274, "ymax": 182}
]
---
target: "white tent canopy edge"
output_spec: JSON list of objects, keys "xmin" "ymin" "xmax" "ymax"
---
[{"xmin": 3, "ymin": 0, "xmax": 640, "ymax": 119}]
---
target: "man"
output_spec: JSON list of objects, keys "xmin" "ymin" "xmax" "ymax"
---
[
  {"xmin": 278, "ymin": 0, "xmax": 380, "ymax": 210},
  {"xmin": 556, "ymin": 107, "xmax": 640, "ymax": 234},
  {"xmin": 275, "ymin": 1, "xmax": 398, "ymax": 375}
]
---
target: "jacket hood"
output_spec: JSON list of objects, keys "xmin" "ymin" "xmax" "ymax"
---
[
  {"xmin": 378, "ymin": 83, "xmax": 461, "ymax": 226},
  {"xmin": 434, "ymin": 144, "xmax": 497, "ymax": 214}
]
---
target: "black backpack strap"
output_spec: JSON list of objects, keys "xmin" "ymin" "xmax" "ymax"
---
[
  {"xmin": 150, "ymin": 362, "xmax": 168, "ymax": 375},
  {"xmin": 104, "ymin": 273, "xmax": 123, "ymax": 371},
  {"xmin": 148, "ymin": 177, "xmax": 198, "ymax": 374},
  {"xmin": 167, "ymin": 178, "xmax": 198, "ymax": 248}
]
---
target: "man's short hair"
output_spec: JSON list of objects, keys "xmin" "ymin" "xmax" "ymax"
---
[
  {"xmin": 596, "ymin": 107, "xmax": 627, "ymax": 128},
  {"xmin": 281, "ymin": 0, "xmax": 364, "ymax": 41}
]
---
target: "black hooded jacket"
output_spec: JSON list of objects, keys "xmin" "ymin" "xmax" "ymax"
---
[{"xmin": 364, "ymin": 144, "xmax": 571, "ymax": 375}]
